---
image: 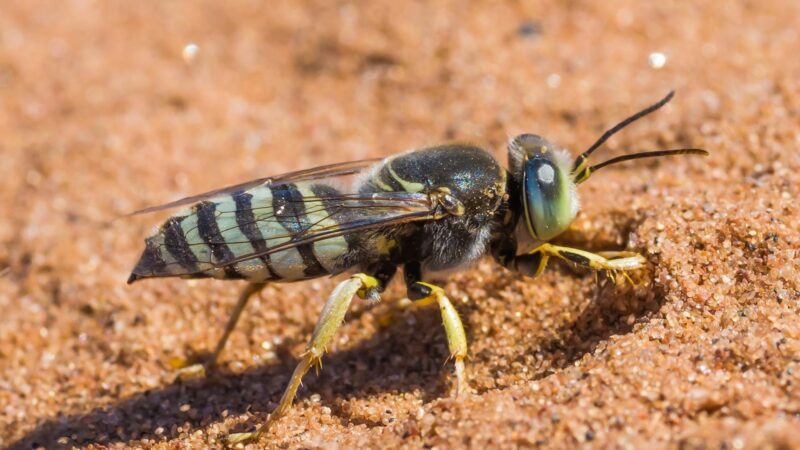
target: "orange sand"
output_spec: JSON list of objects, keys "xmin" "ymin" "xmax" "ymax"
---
[{"xmin": 1, "ymin": 1, "xmax": 799, "ymax": 449}]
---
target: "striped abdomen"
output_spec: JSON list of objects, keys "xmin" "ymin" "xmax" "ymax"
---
[{"xmin": 128, "ymin": 182, "xmax": 351, "ymax": 284}]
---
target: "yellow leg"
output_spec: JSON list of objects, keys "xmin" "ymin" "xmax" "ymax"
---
[
  {"xmin": 530, "ymin": 243, "xmax": 645, "ymax": 279},
  {"xmin": 228, "ymin": 273, "xmax": 379, "ymax": 444},
  {"xmin": 532, "ymin": 243, "xmax": 645, "ymax": 271},
  {"xmin": 176, "ymin": 282, "xmax": 266, "ymax": 379},
  {"xmin": 413, "ymin": 282, "xmax": 468, "ymax": 397}
]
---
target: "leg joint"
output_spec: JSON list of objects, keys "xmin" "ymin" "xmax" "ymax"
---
[
  {"xmin": 408, "ymin": 281, "xmax": 432, "ymax": 301},
  {"xmin": 353, "ymin": 273, "xmax": 381, "ymax": 300},
  {"xmin": 512, "ymin": 251, "xmax": 546, "ymax": 277}
]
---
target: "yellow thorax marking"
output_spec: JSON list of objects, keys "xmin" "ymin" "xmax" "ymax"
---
[
  {"xmin": 387, "ymin": 164, "xmax": 425, "ymax": 193},
  {"xmin": 374, "ymin": 235, "xmax": 397, "ymax": 254}
]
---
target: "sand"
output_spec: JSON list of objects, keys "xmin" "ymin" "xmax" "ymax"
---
[{"xmin": 1, "ymin": 1, "xmax": 799, "ymax": 449}]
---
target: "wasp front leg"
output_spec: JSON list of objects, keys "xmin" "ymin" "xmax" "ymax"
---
[
  {"xmin": 511, "ymin": 243, "xmax": 646, "ymax": 283},
  {"xmin": 228, "ymin": 273, "xmax": 381, "ymax": 444},
  {"xmin": 492, "ymin": 233, "xmax": 645, "ymax": 279}
]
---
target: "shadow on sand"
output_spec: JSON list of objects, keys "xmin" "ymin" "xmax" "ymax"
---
[{"xmin": 10, "ymin": 257, "xmax": 665, "ymax": 449}]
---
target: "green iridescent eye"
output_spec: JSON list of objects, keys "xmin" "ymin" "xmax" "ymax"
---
[{"xmin": 522, "ymin": 157, "xmax": 574, "ymax": 241}]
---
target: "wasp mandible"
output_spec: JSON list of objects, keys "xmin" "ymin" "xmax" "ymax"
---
[{"xmin": 128, "ymin": 91, "xmax": 707, "ymax": 442}]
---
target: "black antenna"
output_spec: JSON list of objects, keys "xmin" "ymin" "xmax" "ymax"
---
[
  {"xmin": 572, "ymin": 91, "xmax": 675, "ymax": 174},
  {"xmin": 588, "ymin": 148, "xmax": 708, "ymax": 172}
]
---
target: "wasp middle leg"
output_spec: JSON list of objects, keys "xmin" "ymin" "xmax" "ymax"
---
[{"xmin": 228, "ymin": 272, "xmax": 382, "ymax": 444}]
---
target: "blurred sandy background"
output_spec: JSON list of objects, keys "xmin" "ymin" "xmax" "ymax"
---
[{"xmin": 1, "ymin": 0, "xmax": 799, "ymax": 448}]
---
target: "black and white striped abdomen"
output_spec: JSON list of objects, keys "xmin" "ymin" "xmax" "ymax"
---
[{"xmin": 128, "ymin": 181, "xmax": 351, "ymax": 283}]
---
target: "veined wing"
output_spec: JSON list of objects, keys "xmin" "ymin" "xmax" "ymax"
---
[
  {"xmin": 129, "ymin": 174, "xmax": 440, "ymax": 282},
  {"xmin": 130, "ymin": 158, "xmax": 383, "ymax": 216}
]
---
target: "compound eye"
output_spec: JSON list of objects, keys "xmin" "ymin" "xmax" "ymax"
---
[{"xmin": 523, "ymin": 157, "xmax": 573, "ymax": 241}]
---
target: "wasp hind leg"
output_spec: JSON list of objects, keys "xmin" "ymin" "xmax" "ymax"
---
[
  {"xmin": 228, "ymin": 273, "xmax": 380, "ymax": 444},
  {"xmin": 405, "ymin": 270, "xmax": 468, "ymax": 397},
  {"xmin": 176, "ymin": 282, "xmax": 267, "ymax": 379},
  {"xmin": 208, "ymin": 282, "xmax": 267, "ymax": 367}
]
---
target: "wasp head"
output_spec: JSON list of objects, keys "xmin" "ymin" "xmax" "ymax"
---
[
  {"xmin": 507, "ymin": 92, "xmax": 708, "ymax": 244},
  {"xmin": 508, "ymin": 134, "xmax": 579, "ymax": 241}
]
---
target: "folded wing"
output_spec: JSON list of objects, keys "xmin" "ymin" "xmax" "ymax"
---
[{"xmin": 128, "ymin": 160, "xmax": 437, "ymax": 283}]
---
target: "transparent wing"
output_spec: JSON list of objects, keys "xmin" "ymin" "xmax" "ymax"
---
[
  {"xmin": 130, "ymin": 159, "xmax": 442, "ymax": 280},
  {"xmin": 207, "ymin": 191, "xmax": 435, "ymax": 268},
  {"xmin": 130, "ymin": 158, "xmax": 383, "ymax": 215}
]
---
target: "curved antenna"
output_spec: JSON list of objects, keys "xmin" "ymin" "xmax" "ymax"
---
[
  {"xmin": 573, "ymin": 148, "xmax": 708, "ymax": 184},
  {"xmin": 572, "ymin": 91, "xmax": 675, "ymax": 174}
]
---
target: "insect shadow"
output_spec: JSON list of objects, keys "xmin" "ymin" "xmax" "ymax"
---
[
  {"xmin": 9, "ymin": 261, "xmax": 664, "ymax": 449},
  {"xmin": 523, "ymin": 223, "xmax": 668, "ymax": 378},
  {"xmin": 8, "ymin": 294, "xmax": 461, "ymax": 449},
  {"xmin": 529, "ymin": 275, "xmax": 666, "ymax": 381}
]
